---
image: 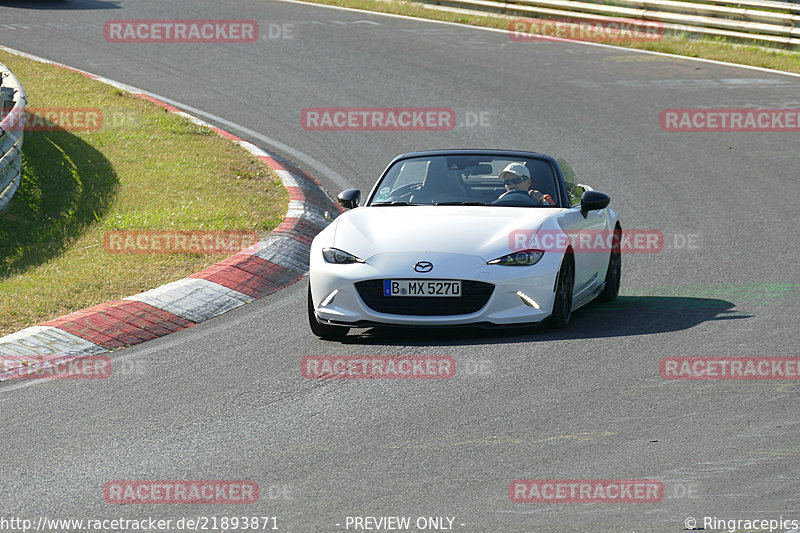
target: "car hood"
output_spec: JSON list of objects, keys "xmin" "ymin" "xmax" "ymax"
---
[{"xmin": 331, "ymin": 206, "xmax": 558, "ymax": 261}]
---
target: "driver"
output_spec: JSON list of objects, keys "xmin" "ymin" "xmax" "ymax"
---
[{"xmin": 498, "ymin": 163, "xmax": 555, "ymax": 206}]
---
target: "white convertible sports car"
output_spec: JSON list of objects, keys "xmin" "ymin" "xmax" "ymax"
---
[{"xmin": 308, "ymin": 149, "xmax": 621, "ymax": 340}]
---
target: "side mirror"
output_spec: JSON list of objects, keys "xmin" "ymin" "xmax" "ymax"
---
[
  {"xmin": 337, "ymin": 189, "xmax": 361, "ymax": 209},
  {"xmin": 580, "ymin": 190, "xmax": 610, "ymax": 218}
]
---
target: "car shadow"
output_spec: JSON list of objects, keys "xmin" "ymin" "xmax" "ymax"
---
[
  {"xmin": 0, "ymin": 0, "xmax": 119, "ymax": 9},
  {"xmin": 340, "ymin": 295, "xmax": 749, "ymax": 346}
]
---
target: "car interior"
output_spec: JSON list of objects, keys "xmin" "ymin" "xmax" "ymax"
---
[{"xmin": 373, "ymin": 156, "xmax": 560, "ymax": 207}]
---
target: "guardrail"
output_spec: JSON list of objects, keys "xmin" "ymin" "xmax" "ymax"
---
[
  {"xmin": 0, "ymin": 62, "xmax": 26, "ymax": 212},
  {"xmin": 420, "ymin": 0, "xmax": 800, "ymax": 48}
]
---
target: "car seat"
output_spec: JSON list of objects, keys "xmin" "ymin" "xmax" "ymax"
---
[{"xmin": 409, "ymin": 159, "xmax": 472, "ymax": 204}]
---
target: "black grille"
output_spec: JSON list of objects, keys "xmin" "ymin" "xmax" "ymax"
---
[{"xmin": 355, "ymin": 279, "xmax": 494, "ymax": 316}]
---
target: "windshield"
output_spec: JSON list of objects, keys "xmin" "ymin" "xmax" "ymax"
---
[{"xmin": 367, "ymin": 155, "xmax": 560, "ymax": 207}]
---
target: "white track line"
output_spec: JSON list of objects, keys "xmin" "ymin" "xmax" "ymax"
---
[{"xmin": 277, "ymin": 0, "xmax": 800, "ymax": 79}]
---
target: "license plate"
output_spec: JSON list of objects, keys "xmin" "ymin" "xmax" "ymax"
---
[{"xmin": 384, "ymin": 279, "xmax": 462, "ymax": 297}]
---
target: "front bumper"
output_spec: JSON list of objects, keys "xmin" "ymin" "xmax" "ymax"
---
[{"xmin": 309, "ymin": 251, "xmax": 562, "ymax": 327}]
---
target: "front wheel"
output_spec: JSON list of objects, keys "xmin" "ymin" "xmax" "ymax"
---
[
  {"xmin": 307, "ymin": 285, "xmax": 349, "ymax": 340},
  {"xmin": 550, "ymin": 254, "xmax": 574, "ymax": 328},
  {"xmin": 599, "ymin": 226, "xmax": 621, "ymax": 302}
]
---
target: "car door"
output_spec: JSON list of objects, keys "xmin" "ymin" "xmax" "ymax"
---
[
  {"xmin": 557, "ymin": 190, "xmax": 609, "ymax": 298},
  {"xmin": 556, "ymin": 158, "xmax": 611, "ymax": 297}
]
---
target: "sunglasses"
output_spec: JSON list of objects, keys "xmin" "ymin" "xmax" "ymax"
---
[{"xmin": 503, "ymin": 176, "xmax": 528, "ymax": 185}]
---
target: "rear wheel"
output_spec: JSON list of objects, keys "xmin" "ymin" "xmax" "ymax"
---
[
  {"xmin": 307, "ymin": 285, "xmax": 349, "ymax": 341},
  {"xmin": 550, "ymin": 253, "xmax": 574, "ymax": 328},
  {"xmin": 599, "ymin": 226, "xmax": 621, "ymax": 302}
]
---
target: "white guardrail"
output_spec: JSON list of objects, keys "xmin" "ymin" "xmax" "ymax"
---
[
  {"xmin": 420, "ymin": 0, "xmax": 800, "ymax": 48},
  {"xmin": 0, "ymin": 61, "xmax": 26, "ymax": 212}
]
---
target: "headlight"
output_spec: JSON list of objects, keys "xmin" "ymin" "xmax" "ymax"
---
[
  {"xmin": 322, "ymin": 247, "xmax": 364, "ymax": 264},
  {"xmin": 488, "ymin": 249, "xmax": 544, "ymax": 266}
]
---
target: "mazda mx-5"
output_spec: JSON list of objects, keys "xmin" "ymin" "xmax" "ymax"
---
[{"xmin": 307, "ymin": 149, "xmax": 621, "ymax": 340}]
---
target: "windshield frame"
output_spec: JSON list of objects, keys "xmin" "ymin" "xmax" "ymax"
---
[{"xmin": 364, "ymin": 150, "xmax": 568, "ymax": 208}]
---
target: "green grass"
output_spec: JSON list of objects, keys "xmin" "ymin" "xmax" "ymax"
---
[
  {"xmin": 301, "ymin": 0, "xmax": 800, "ymax": 73},
  {"xmin": 0, "ymin": 51, "xmax": 289, "ymax": 336}
]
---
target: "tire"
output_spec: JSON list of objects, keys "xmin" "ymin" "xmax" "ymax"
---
[
  {"xmin": 307, "ymin": 285, "xmax": 349, "ymax": 340},
  {"xmin": 550, "ymin": 253, "xmax": 574, "ymax": 328},
  {"xmin": 599, "ymin": 226, "xmax": 621, "ymax": 302}
]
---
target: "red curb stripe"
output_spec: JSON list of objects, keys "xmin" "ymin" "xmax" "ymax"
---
[
  {"xmin": 120, "ymin": 300, "xmax": 196, "ymax": 329},
  {"xmin": 287, "ymin": 186, "xmax": 305, "ymax": 201},
  {"xmin": 189, "ymin": 255, "xmax": 300, "ymax": 298},
  {"xmin": 192, "ymin": 266, "xmax": 283, "ymax": 298},
  {"xmin": 136, "ymin": 94, "xmax": 183, "ymax": 114},
  {"xmin": 258, "ymin": 155, "xmax": 286, "ymax": 171},
  {"xmin": 272, "ymin": 219, "xmax": 319, "ymax": 244},
  {"xmin": 42, "ymin": 301, "xmax": 192, "ymax": 349},
  {"xmin": 49, "ymin": 320, "xmax": 152, "ymax": 348},
  {"xmin": 198, "ymin": 256, "xmax": 300, "ymax": 293},
  {"xmin": 43, "ymin": 320, "xmax": 133, "ymax": 349},
  {"xmin": 55, "ymin": 64, "xmax": 100, "ymax": 79},
  {"xmin": 58, "ymin": 300, "xmax": 194, "ymax": 331},
  {"xmin": 99, "ymin": 307, "xmax": 180, "ymax": 338},
  {"xmin": 213, "ymin": 255, "xmax": 285, "ymax": 277},
  {"xmin": 210, "ymin": 126, "xmax": 241, "ymax": 142},
  {"xmin": 276, "ymin": 215, "xmax": 326, "ymax": 231},
  {"xmin": 42, "ymin": 309, "xmax": 129, "ymax": 348},
  {"xmin": 276, "ymin": 218, "xmax": 300, "ymax": 233}
]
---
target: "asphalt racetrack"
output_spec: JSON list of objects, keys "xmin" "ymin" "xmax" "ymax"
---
[{"xmin": 0, "ymin": 0, "xmax": 798, "ymax": 531}]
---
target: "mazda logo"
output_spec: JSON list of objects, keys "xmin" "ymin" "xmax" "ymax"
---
[{"xmin": 414, "ymin": 261, "xmax": 433, "ymax": 273}]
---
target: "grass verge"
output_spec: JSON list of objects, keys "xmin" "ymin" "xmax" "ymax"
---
[
  {"xmin": 300, "ymin": 0, "xmax": 800, "ymax": 73},
  {"xmin": 0, "ymin": 50, "xmax": 289, "ymax": 336}
]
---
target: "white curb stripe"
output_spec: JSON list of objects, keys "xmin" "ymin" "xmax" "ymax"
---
[
  {"xmin": 276, "ymin": 169, "xmax": 302, "ymax": 188},
  {"xmin": 0, "ymin": 326, "xmax": 107, "ymax": 357},
  {"xmin": 286, "ymin": 200, "xmax": 330, "ymax": 222},
  {"xmin": 124, "ymin": 278, "xmax": 254, "ymax": 324},
  {"xmin": 250, "ymin": 236, "xmax": 312, "ymax": 274}
]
